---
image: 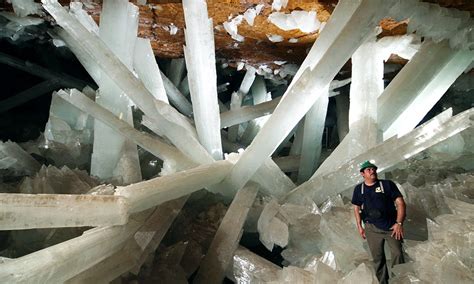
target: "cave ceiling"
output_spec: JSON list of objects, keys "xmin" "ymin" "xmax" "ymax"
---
[{"xmin": 2, "ymin": 0, "xmax": 471, "ymax": 70}]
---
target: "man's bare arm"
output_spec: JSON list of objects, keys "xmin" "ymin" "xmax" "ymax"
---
[
  {"xmin": 391, "ymin": 197, "xmax": 406, "ymax": 240},
  {"xmin": 353, "ymin": 205, "xmax": 366, "ymax": 239},
  {"xmin": 395, "ymin": 197, "xmax": 406, "ymax": 224}
]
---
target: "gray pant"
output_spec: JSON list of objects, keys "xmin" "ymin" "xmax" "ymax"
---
[{"xmin": 365, "ymin": 223, "xmax": 405, "ymax": 284}]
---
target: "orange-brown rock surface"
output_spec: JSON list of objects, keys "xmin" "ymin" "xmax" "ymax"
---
[{"xmin": 1, "ymin": 0, "xmax": 472, "ymax": 66}]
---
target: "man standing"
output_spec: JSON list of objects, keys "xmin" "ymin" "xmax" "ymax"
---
[{"xmin": 352, "ymin": 161, "xmax": 406, "ymax": 284}]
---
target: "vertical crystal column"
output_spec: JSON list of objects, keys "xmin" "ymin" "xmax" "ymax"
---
[
  {"xmin": 240, "ymin": 76, "xmax": 271, "ymax": 145},
  {"xmin": 335, "ymin": 94, "xmax": 349, "ymax": 141},
  {"xmin": 379, "ymin": 40, "xmax": 474, "ymax": 139},
  {"xmin": 91, "ymin": 0, "xmax": 141, "ymax": 184},
  {"xmin": 166, "ymin": 58, "xmax": 186, "ymax": 87},
  {"xmin": 45, "ymin": 1, "xmax": 211, "ymax": 167},
  {"xmin": 228, "ymin": 67, "xmax": 257, "ymax": 142},
  {"xmin": 220, "ymin": 0, "xmax": 393, "ymax": 193},
  {"xmin": 182, "ymin": 0, "xmax": 223, "ymax": 160},
  {"xmin": 315, "ymin": 33, "xmax": 383, "ymax": 177},
  {"xmin": 297, "ymin": 86, "xmax": 329, "ymax": 183}
]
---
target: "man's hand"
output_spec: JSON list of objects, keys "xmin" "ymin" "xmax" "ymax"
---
[
  {"xmin": 390, "ymin": 223, "xmax": 404, "ymax": 240},
  {"xmin": 358, "ymin": 227, "xmax": 366, "ymax": 239}
]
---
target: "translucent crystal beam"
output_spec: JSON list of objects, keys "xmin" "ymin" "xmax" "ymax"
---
[
  {"xmin": 285, "ymin": 107, "xmax": 473, "ymax": 205},
  {"xmin": 228, "ymin": 91, "xmax": 246, "ymax": 142},
  {"xmin": 133, "ymin": 38, "xmax": 168, "ymax": 104},
  {"xmin": 45, "ymin": 0, "xmax": 306, "ymax": 199},
  {"xmin": 59, "ymin": 89, "xmax": 290, "ymax": 199},
  {"xmin": 335, "ymin": 94, "xmax": 349, "ymax": 140},
  {"xmin": 160, "ymin": 70, "xmax": 193, "ymax": 116},
  {"xmin": 0, "ymin": 193, "xmax": 128, "ymax": 230},
  {"xmin": 228, "ymin": 67, "xmax": 256, "ymax": 142},
  {"xmin": 220, "ymin": 0, "xmax": 393, "ymax": 193},
  {"xmin": 230, "ymin": 246, "xmax": 282, "ymax": 283},
  {"xmin": 91, "ymin": 0, "xmax": 141, "ymax": 184},
  {"xmin": 66, "ymin": 197, "xmax": 187, "ymax": 283},
  {"xmin": 220, "ymin": 96, "xmax": 281, "ymax": 128},
  {"xmin": 182, "ymin": 0, "xmax": 223, "ymax": 160},
  {"xmin": 379, "ymin": 40, "xmax": 474, "ymax": 139},
  {"xmin": 315, "ymin": 33, "xmax": 383, "ymax": 177},
  {"xmin": 194, "ymin": 183, "xmax": 258, "ymax": 283},
  {"xmin": 166, "ymin": 58, "xmax": 186, "ymax": 87},
  {"xmin": 116, "ymin": 160, "xmax": 233, "ymax": 213},
  {"xmin": 56, "ymin": 89, "xmax": 195, "ymax": 171},
  {"xmin": 297, "ymin": 86, "xmax": 329, "ymax": 183},
  {"xmin": 0, "ymin": 211, "xmax": 152, "ymax": 282},
  {"xmin": 240, "ymin": 76, "xmax": 271, "ymax": 145},
  {"xmin": 42, "ymin": 1, "xmax": 206, "ymax": 165}
]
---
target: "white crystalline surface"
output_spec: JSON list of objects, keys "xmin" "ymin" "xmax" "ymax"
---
[
  {"xmin": 9, "ymin": 0, "xmax": 42, "ymax": 17},
  {"xmin": 183, "ymin": 0, "xmax": 223, "ymax": 160},
  {"xmin": 243, "ymin": 4, "xmax": 264, "ymax": 26},
  {"xmin": 272, "ymin": 0, "xmax": 288, "ymax": 11},
  {"xmin": 267, "ymin": 34, "xmax": 284, "ymax": 42},
  {"xmin": 91, "ymin": 0, "xmax": 141, "ymax": 184},
  {"xmin": 268, "ymin": 11, "xmax": 321, "ymax": 33},
  {"xmin": 223, "ymin": 14, "xmax": 245, "ymax": 42},
  {"xmin": 0, "ymin": 140, "xmax": 40, "ymax": 176},
  {"xmin": 0, "ymin": 193, "xmax": 129, "ymax": 230},
  {"xmin": 193, "ymin": 184, "xmax": 258, "ymax": 283},
  {"xmin": 220, "ymin": 0, "xmax": 394, "ymax": 197},
  {"xmin": 1, "ymin": 0, "xmax": 472, "ymax": 282}
]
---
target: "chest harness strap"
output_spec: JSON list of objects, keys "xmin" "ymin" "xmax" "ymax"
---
[{"xmin": 361, "ymin": 180, "xmax": 384, "ymax": 195}]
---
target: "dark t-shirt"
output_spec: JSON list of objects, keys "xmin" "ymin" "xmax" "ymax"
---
[{"xmin": 351, "ymin": 179, "xmax": 402, "ymax": 231}]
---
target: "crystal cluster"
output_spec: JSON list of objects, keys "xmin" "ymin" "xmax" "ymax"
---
[{"xmin": 0, "ymin": 0, "xmax": 472, "ymax": 282}]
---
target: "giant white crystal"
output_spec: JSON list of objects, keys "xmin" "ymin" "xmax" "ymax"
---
[{"xmin": 182, "ymin": 0, "xmax": 223, "ymax": 160}]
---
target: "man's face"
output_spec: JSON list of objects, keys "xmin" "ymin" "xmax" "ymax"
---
[{"xmin": 361, "ymin": 167, "xmax": 377, "ymax": 182}]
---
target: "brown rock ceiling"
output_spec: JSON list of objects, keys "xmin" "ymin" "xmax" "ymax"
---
[{"xmin": 2, "ymin": 0, "xmax": 473, "ymax": 67}]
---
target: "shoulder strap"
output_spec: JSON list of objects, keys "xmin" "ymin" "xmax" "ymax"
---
[{"xmin": 361, "ymin": 183, "xmax": 364, "ymax": 195}]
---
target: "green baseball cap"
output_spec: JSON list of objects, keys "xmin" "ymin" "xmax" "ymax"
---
[{"xmin": 359, "ymin": 160, "xmax": 377, "ymax": 172}]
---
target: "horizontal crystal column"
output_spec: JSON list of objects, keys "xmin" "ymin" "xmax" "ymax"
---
[
  {"xmin": 0, "ymin": 193, "xmax": 128, "ymax": 230},
  {"xmin": 285, "ymin": 107, "xmax": 473, "ymax": 205},
  {"xmin": 116, "ymin": 160, "xmax": 233, "ymax": 213},
  {"xmin": 0, "ymin": 210, "xmax": 152, "ymax": 283},
  {"xmin": 220, "ymin": 97, "xmax": 281, "ymax": 128}
]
